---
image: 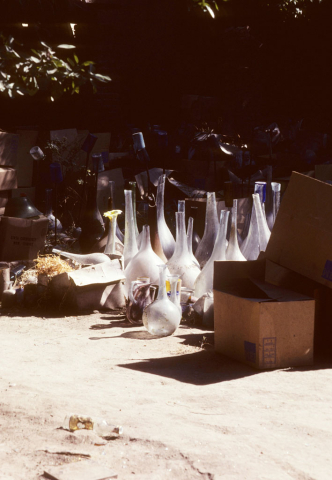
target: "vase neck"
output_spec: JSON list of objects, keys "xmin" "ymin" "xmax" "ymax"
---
[
  {"xmin": 105, "ymin": 214, "xmax": 118, "ymax": 254},
  {"xmin": 124, "ymin": 190, "xmax": 138, "ymax": 250},
  {"xmin": 178, "ymin": 200, "xmax": 185, "ymax": 213},
  {"xmin": 168, "ymin": 275, "xmax": 179, "ymax": 303},
  {"xmin": 140, "ymin": 224, "xmax": 152, "ymax": 251},
  {"xmin": 203, "ymin": 192, "xmax": 218, "ymax": 236},
  {"xmin": 156, "ymin": 174, "xmax": 166, "ymax": 221},
  {"xmin": 212, "ymin": 210, "xmax": 229, "ymax": 260},
  {"xmin": 157, "ymin": 265, "xmax": 168, "ymax": 300},
  {"xmin": 174, "ymin": 212, "xmax": 189, "ymax": 257},
  {"xmin": 187, "ymin": 217, "xmax": 194, "ymax": 255},
  {"xmin": 230, "ymin": 199, "xmax": 240, "ymax": 248}
]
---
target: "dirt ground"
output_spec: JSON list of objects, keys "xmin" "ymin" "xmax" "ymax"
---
[{"xmin": 0, "ymin": 310, "xmax": 332, "ymax": 480}]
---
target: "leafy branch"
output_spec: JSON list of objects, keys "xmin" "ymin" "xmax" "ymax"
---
[{"xmin": 0, "ymin": 34, "xmax": 111, "ymax": 100}]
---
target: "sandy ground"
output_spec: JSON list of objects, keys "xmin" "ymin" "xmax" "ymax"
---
[{"xmin": 0, "ymin": 310, "xmax": 332, "ymax": 480}]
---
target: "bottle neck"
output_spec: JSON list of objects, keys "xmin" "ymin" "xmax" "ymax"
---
[
  {"xmin": 211, "ymin": 210, "xmax": 229, "ymax": 260},
  {"xmin": 203, "ymin": 192, "xmax": 218, "ymax": 236},
  {"xmin": 173, "ymin": 212, "xmax": 189, "ymax": 257},
  {"xmin": 105, "ymin": 215, "xmax": 118, "ymax": 254},
  {"xmin": 156, "ymin": 174, "xmax": 166, "ymax": 221},
  {"xmin": 139, "ymin": 225, "xmax": 152, "ymax": 251},
  {"xmin": 187, "ymin": 217, "xmax": 194, "ymax": 255},
  {"xmin": 230, "ymin": 199, "xmax": 240, "ymax": 248},
  {"xmin": 157, "ymin": 265, "xmax": 168, "ymax": 300}
]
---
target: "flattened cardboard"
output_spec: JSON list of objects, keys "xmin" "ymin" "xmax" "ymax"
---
[
  {"xmin": 265, "ymin": 172, "xmax": 332, "ymax": 289},
  {"xmin": 214, "ymin": 260, "xmax": 315, "ymax": 369},
  {"xmin": 69, "ymin": 261, "xmax": 125, "ymax": 287},
  {"xmin": 0, "ymin": 167, "xmax": 17, "ymax": 191},
  {"xmin": 0, "ymin": 216, "xmax": 48, "ymax": 261},
  {"xmin": 0, "ymin": 191, "xmax": 9, "ymax": 208},
  {"xmin": 16, "ymin": 130, "xmax": 39, "ymax": 186},
  {"xmin": 0, "ymin": 132, "xmax": 20, "ymax": 167},
  {"xmin": 315, "ymin": 164, "xmax": 332, "ymax": 183}
]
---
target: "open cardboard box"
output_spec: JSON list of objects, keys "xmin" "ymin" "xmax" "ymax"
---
[
  {"xmin": 265, "ymin": 171, "xmax": 332, "ymax": 290},
  {"xmin": 214, "ymin": 260, "xmax": 315, "ymax": 369}
]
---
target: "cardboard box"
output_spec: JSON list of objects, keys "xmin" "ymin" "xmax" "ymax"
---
[
  {"xmin": 16, "ymin": 130, "xmax": 39, "ymax": 187},
  {"xmin": 0, "ymin": 191, "xmax": 9, "ymax": 208},
  {"xmin": 0, "ymin": 216, "xmax": 48, "ymax": 261},
  {"xmin": 265, "ymin": 172, "xmax": 332, "ymax": 289},
  {"xmin": 214, "ymin": 260, "xmax": 315, "ymax": 369},
  {"xmin": 0, "ymin": 132, "xmax": 20, "ymax": 167},
  {"xmin": 265, "ymin": 259, "xmax": 332, "ymax": 356},
  {"xmin": 0, "ymin": 167, "xmax": 17, "ymax": 191},
  {"xmin": 315, "ymin": 164, "xmax": 332, "ymax": 183}
]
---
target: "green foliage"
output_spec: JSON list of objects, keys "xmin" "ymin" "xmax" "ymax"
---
[{"xmin": 0, "ymin": 34, "xmax": 111, "ymax": 100}]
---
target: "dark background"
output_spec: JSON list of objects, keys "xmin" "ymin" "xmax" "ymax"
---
[{"xmin": 1, "ymin": 0, "xmax": 331, "ymax": 136}]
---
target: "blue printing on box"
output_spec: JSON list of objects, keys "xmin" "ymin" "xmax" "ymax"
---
[
  {"xmin": 322, "ymin": 260, "xmax": 332, "ymax": 282},
  {"xmin": 244, "ymin": 341, "xmax": 256, "ymax": 363},
  {"xmin": 263, "ymin": 337, "xmax": 276, "ymax": 367}
]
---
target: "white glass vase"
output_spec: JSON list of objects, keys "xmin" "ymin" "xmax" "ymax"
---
[
  {"xmin": 194, "ymin": 192, "xmax": 219, "ymax": 268},
  {"xmin": 123, "ymin": 189, "xmax": 138, "ymax": 268},
  {"xmin": 226, "ymin": 199, "xmax": 247, "ymax": 261},
  {"xmin": 156, "ymin": 174, "xmax": 175, "ymax": 259}
]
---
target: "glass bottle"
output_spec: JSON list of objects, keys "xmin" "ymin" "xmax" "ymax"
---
[
  {"xmin": 195, "ymin": 192, "xmax": 219, "ymax": 268},
  {"xmin": 167, "ymin": 212, "xmax": 201, "ymax": 289},
  {"xmin": 44, "ymin": 188, "xmax": 62, "ymax": 232},
  {"xmin": 226, "ymin": 199, "xmax": 247, "ymax": 261},
  {"xmin": 189, "ymin": 206, "xmax": 201, "ymax": 254},
  {"xmin": 63, "ymin": 414, "xmax": 122, "ymax": 436},
  {"xmin": 187, "ymin": 217, "xmax": 200, "ymax": 267},
  {"xmin": 104, "ymin": 210, "xmax": 122, "ymax": 256},
  {"xmin": 123, "ymin": 189, "xmax": 138, "ymax": 269},
  {"xmin": 264, "ymin": 165, "xmax": 274, "ymax": 231},
  {"xmin": 253, "ymin": 193, "xmax": 271, "ymax": 252},
  {"xmin": 124, "ymin": 225, "xmax": 167, "ymax": 296},
  {"xmin": 194, "ymin": 210, "xmax": 229, "ymax": 298},
  {"xmin": 79, "ymin": 181, "xmax": 105, "ymax": 254},
  {"xmin": 143, "ymin": 264, "xmax": 181, "ymax": 337},
  {"xmin": 167, "ymin": 274, "xmax": 182, "ymax": 315},
  {"xmin": 127, "ymin": 278, "xmax": 155, "ymax": 325},
  {"xmin": 129, "ymin": 181, "xmax": 139, "ymax": 238},
  {"xmin": 148, "ymin": 199, "xmax": 168, "ymax": 263},
  {"xmin": 156, "ymin": 174, "xmax": 175, "ymax": 259},
  {"xmin": 272, "ymin": 182, "xmax": 281, "ymax": 228},
  {"xmin": 240, "ymin": 200, "xmax": 260, "ymax": 260},
  {"xmin": 52, "ymin": 249, "xmax": 111, "ymax": 265}
]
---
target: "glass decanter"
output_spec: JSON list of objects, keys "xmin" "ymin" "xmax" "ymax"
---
[
  {"xmin": 44, "ymin": 188, "xmax": 62, "ymax": 232},
  {"xmin": 167, "ymin": 212, "xmax": 201, "ymax": 289},
  {"xmin": 52, "ymin": 249, "xmax": 111, "ymax": 265},
  {"xmin": 124, "ymin": 225, "xmax": 168, "ymax": 296},
  {"xmin": 143, "ymin": 265, "xmax": 181, "ymax": 337},
  {"xmin": 187, "ymin": 217, "xmax": 200, "ymax": 267},
  {"xmin": 103, "ymin": 209, "xmax": 122, "ymax": 256},
  {"xmin": 127, "ymin": 278, "xmax": 155, "ymax": 325},
  {"xmin": 194, "ymin": 192, "xmax": 219, "ymax": 268},
  {"xmin": 123, "ymin": 189, "xmax": 138, "ymax": 269},
  {"xmin": 156, "ymin": 174, "xmax": 175, "ymax": 259},
  {"xmin": 226, "ymin": 199, "xmax": 247, "ymax": 261},
  {"xmin": 253, "ymin": 193, "xmax": 271, "ymax": 252},
  {"xmin": 194, "ymin": 210, "xmax": 229, "ymax": 298},
  {"xmin": 167, "ymin": 274, "xmax": 182, "ymax": 315}
]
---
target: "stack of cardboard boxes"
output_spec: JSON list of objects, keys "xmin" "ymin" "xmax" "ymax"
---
[{"xmin": 214, "ymin": 172, "xmax": 332, "ymax": 369}]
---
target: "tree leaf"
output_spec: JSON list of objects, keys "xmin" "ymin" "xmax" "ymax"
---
[{"xmin": 74, "ymin": 54, "xmax": 79, "ymax": 64}]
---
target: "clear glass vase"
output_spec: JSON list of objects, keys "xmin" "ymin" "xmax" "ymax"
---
[
  {"xmin": 240, "ymin": 200, "xmax": 260, "ymax": 260},
  {"xmin": 194, "ymin": 192, "xmax": 219, "ymax": 268},
  {"xmin": 187, "ymin": 217, "xmax": 200, "ymax": 267},
  {"xmin": 253, "ymin": 193, "xmax": 271, "ymax": 252},
  {"xmin": 104, "ymin": 210, "xmax": 122, "ymax": 256},
  {"xmin": 123, "ymin": 189, "xmax": 138, "ymax": 268},
  {"xmin": 143, "ymin": 265, "xmax": 181, "ymax": 337},
  {"xmin": 167, "ymin": 212, "xmax": 201, "ymax": 289},
  {"xmin": 45, "ymin": 188, "xmax": 62, "ymax": 232},
  {"xmin": 156, "ymin": 174, "xmax": 175, "ymax": 259},
  {"xmin": 124, "ymin": 225, "xmax": 167, "ymax": 296},
  {"xmin": 126, "ymin": 278, "xmax": 155, "ymax": 325},
  {"xmin": 226, "ymin": 199, "xmax": 247, "ymax": 261},
  {"xmin": 194, "ymin": 210, "xmax": 229, "ymax": 298}
]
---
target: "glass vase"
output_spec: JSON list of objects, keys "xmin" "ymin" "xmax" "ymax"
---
[
  {"xmin": 108, "ymin": 181, "xmax": 124, "ymax": 243},
  {"xmin": 129, "ymin": 181, "xmax": 139, "ymax": 238},
  {"xmin": 167, "ymin": 274, "xmax": 182, "ymax": 315},
  {"xmin": 156, "ymin": 174, "xmax": 175, "ymax": 259},
  {"xmin": 253, "ymin": 193, "xmax": 271, "ymax": 252},
  {"xmin": 189, "ymin": 206, "xmax": 201, "ymax": 254},
  {"xmin": 148, "ymin": 200, "xmax": 168, "ymax": 263},
  {"xmin": 167, "ymin": 212, "xmax": 201, "ymax": 289},
  {"xmin": 194, "ymin": 192, "xmax": 219, "ymax": 268},
  {"xmin": 123, "ymin": 189, "xmax": 138, "ymax": 269},
  {"xmin": 240, "ymin": 200, "xmax": 260, "ymax": 260},
  {"xmin": 226, "ymin": 199, "xmax": 247, "ymax": 261},
  {"xmin": 126, "ymin": 278, "xmax": 155, "ymax": 325},
  {"xmin": 124, "ymin": 225, "xmax": 167, "ymax": 296},
  {"xmin": 143, "ymin": 265, "xmax": 181, "ymax": 337},
  {"xmin": 104, "ymin": 210, "xmax": 122, "ymax": 256},
  {"xmin": 194, "ymin": 210, "xmax": 229, "ymax": 298},
  {"xmin": 187, "ymin": 217, "xmax": 200, "ymax": 267}
]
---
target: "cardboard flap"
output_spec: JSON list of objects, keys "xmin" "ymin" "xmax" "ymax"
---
[
  {"xmin": 250, "ymin": 278, "xmax": 313, "ymax": 302},
  {"xmin": 265, "ymin": 172, "xmax": 332, "ymax": 288},
  {"xmin": 214, "ymin": 259, "xmax": 266, "ymax": 292},
  {"xmin": 69, "ymin": 261, "xmax": 125, "ymax": 287},
  {"xmin": 217, "ymin": 278, "xmax": 271, "ymax": 302}
]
